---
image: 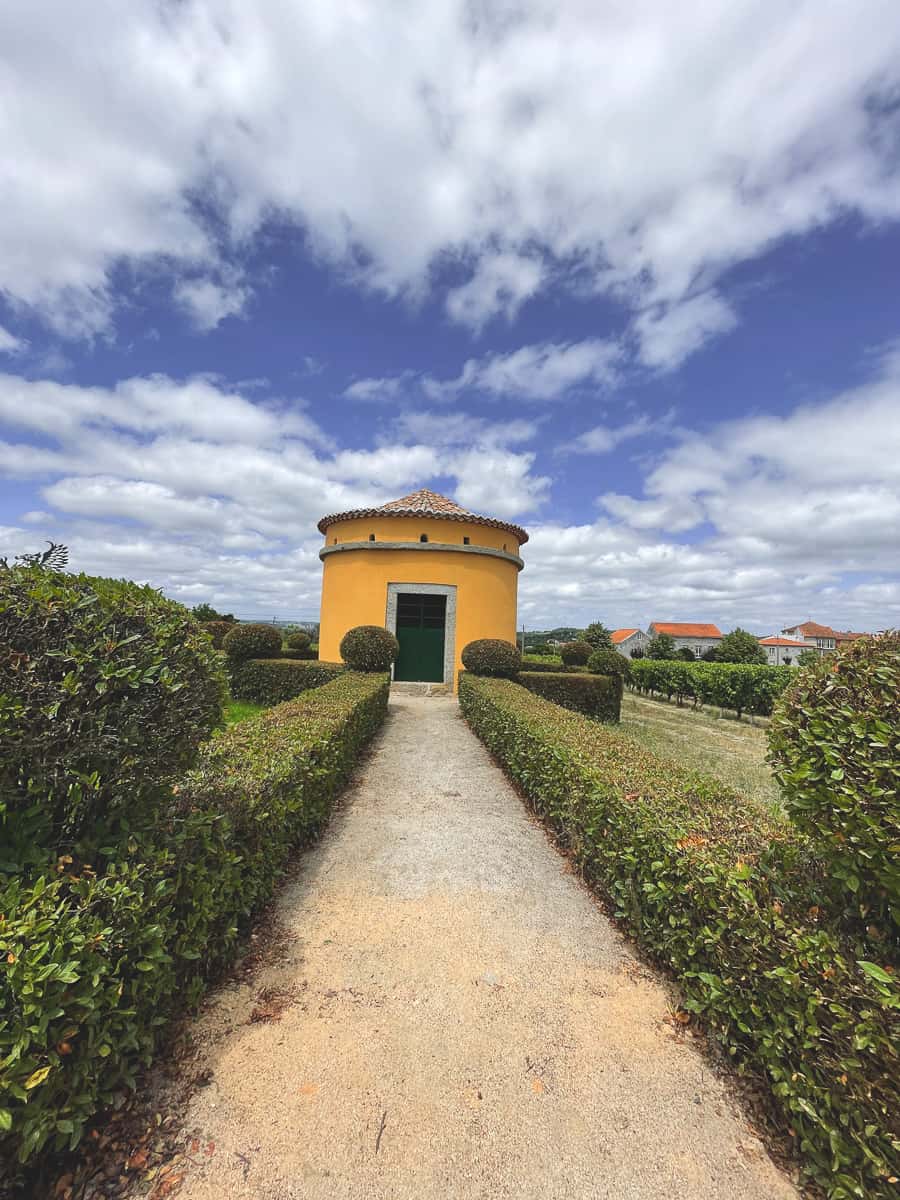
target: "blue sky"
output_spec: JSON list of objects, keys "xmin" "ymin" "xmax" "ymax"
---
[{"xmin": 1, "ymin": 1, "xmax": 899, "ymax": 632}]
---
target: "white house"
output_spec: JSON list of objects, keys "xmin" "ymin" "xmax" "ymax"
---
[
  {"xmin": 648, "ymin": 621, "xmax": 723, "ymax": 658},
  {"xmin": 759, "ymin": 636, "xmax": 810, "ymax": 666},
  {"xmin": 611, "ymin": 628, "xmax": 649, "ymax": 657},
  {"xmin": 780, "ymin": 621, "xmax": 836, "ymax": 653}
]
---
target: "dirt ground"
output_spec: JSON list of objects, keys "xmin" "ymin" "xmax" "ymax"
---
[{"xmin": 132, "ymin": 694, "xmax": 798, "ymax": 1200}]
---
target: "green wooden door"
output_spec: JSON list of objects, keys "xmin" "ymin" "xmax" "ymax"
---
[{"xmin": 394, "ymin": 593, "xmax": 446, "ymax": 682}]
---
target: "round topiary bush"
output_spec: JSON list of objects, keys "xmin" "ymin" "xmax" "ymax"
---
[
  {"xmin": 222, "ymin": 622, "xmax": 282, "ymax": 662},
  {"xmin": 285, "ymin": 629, "xmax": 312, "ymax": 653},
  {"xmin": 587, "ymin": 648, "xmax": 630, "ymax": 680},
  {"xmin": 560, "ymin": 640, "xmax": 593, "ymax": 667},
  {"xmin": 201, "ymin": 619, "xmax": 233, "ymax": 649},
  {"xmin": 339, "ymin": 625, "xmax": 399, "ymax": 672},
  {"xmin": 0, "ymin": 567, "xmax": 225, "ymax": 850},
  {"xmin": 461, "ymin": 638, "xmax": 522, "ymax": 678},
  {"xmin": 768, "ymin": 632, "xmax": 900, "ymax": 923}
]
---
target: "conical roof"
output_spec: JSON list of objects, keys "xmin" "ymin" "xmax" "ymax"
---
[{"xmin": 317, "ymin": 487, "xmax": 528, "ymax": 543}]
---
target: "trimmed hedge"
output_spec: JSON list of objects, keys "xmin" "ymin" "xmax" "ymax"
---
[
  {"xmin": 461, "ymin": 638, "xmax": 522, "ymax": 678},
  {"xmin": 279, "ymin": 647, "xmax": 318, "ymax": 661},
  {"xmin": 340, "ymin": 625, "xmax": 399, "ymax": 672},
  {"xmin": 459, "ymin": 675, "xmax": 899, "ymax": 1200},
  {"xmin": 229, "ymin": 658, "xmax": 344, "ymax": 704},
  {"xmin": 200, "ymin": 619, "xmax": 233, "ymax": 649},
  {"xmin": 0, "ymin": 672, "xmax": 389, "ymax": 1166},
  {"xmin": 518, "ymin": 670, "xmax": 621, "ymax": 722},
  {"xmin": 769, "ymin": 632, "xmax": 900, "ymax": 927},
  {"xmin": 516, "ymin": 659, "xmax": 585, "ymax": 675},
  {"xmin": 223, "ymin": 623, "xmax": 282, "ymax": 663},
  {"xmin": 630, "ymin": 658, "xmax": 793, "ymax": 717},
  {"xmin": 587, "ymin": 648, "xmax": 630, "ymax": 680},
  {"xmin": 0, "ymin": 568, "xmax": 225, "ymax": 855},
  {"xmin": 559, "ymin": 640, "xmax": 593, "ymax": 667}
]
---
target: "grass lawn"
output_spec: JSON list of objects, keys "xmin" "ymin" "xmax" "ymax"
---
[
  {"xmin": 619, "ymin": 691, "xmax": 782, "ymax": 810},
  {"xmin": 222, "ymin": 698, "xmax": 266, "ymax": 725}
]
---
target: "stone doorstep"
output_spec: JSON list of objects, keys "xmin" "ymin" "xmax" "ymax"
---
[{"xmin": 390, "ymin": 681, "xmax": 453, "ymax": 697}]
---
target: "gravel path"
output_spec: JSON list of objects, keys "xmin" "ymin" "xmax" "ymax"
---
[{"xmin": 167, "ymin": 694, "xmax": 797, "ymax": 1200}]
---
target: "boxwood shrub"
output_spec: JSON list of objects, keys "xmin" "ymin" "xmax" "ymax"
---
[
  {"xmin": 0, "ymin": 672, "xmax": 389, "ymax": 1167},
  {"xmin": 518, "ymin": 670, "xmax": 621, "ymax": 722},
  {"xmin": 630, "ymin": 659, "xmax": 793, "ymax": 717},
  {"xmin": 0, "ymin": 567, "xmax": 225, "ymax": 855},
  {"xmin": 559, "ymin": 640, "xmax": 593, "ymax": 666},
  {"xmin": 339, "ymin": 625, "xmax": 399, "ymax": 672},
  {"xmin": 200, "ymin": 619, "xmax": 233, "ymax": 649},
  {"xmin": 461, "ymin": 638, "xmax": 522, "ymax": 678},
  {"xmin": 222, "ymin": 622, "xmax": 282, "ymax": 663},
  {"xmin": 459, "ymin": 675, "xmax": 899, "ymax": 1200},
  {"xmin": 768, "ymin": 632, "xmax": 900, "ymax": 927},
  {"xmin": 284, "ymin": 629, "xmax": 312, "ymax": 653},
  {"xmin": 229, "ymin": 658, "xmax": 344, "ymax": 704}
]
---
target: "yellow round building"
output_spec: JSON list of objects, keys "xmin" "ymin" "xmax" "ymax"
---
[{"xmin": 317, "ymin": 489, "xmax": 527, "ymax": 687}]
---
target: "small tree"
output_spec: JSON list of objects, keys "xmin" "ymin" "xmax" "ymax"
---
[
  {"xmin": 676, "ymin": 646, "xmax": 696, "ymax": 662},
  {"xmin": 715, "ymin": 628, "xmax": 766, "ymax": 664},
  {"xmin": 646, "ymin": 633, "xmax": 677, "ymax": 659},
  {"xmin": 192, "ymin": 602, "xmax": 235, "ymax": 623},
  {"xmin": 582, "ymin": 622, "xmax": 613, "ymax": 651},
  {"xmin": 797, "ymin": 648, "xmax": 820, "ymax": 668}
]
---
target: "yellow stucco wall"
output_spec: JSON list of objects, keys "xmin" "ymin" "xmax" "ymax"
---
[{"xmin": 317, "ymin": 515, "xmax": 523, "ymax": 685}]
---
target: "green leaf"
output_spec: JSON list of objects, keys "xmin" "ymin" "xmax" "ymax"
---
[{"xmin": 856, "ymin": 960, "xmax": 894, "ymax": 986}]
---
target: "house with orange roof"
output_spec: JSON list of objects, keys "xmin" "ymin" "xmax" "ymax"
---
[
  {"xmin": 779, "ymin": 621, "xmax": 871, "ymax": 656},
  {"xmin": 611, "ymin": 627, "xmax": 649, "ymax": 658},
  {"xmin": 758, "ymin": 635, "xmax": 811, "ymax": 666},
  {"xmin": 780, "ymin": 620, "xmax": 837, "ymax": 652},
  {"xmin": 648, "ymin": 621, "xmax": 723, "ymax": 658}
]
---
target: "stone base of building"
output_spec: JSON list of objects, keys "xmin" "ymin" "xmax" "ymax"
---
[{"xmin": 390, "ymin": 680, "xmax": 453, "ymax": 698}]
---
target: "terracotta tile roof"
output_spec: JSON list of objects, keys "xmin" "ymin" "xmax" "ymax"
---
[
  {"xmin": 317, "ymin": 487, "xmax": 529, "ymax": 544},
  {"xmin": 834, "ymin": 630, "xmax": 868, "ymax": 642},
  {"xmin": 759, "ymin": 637, "xmax": 811, "ymax": 647},
  {"xmin": 784, "ymin": 620, "xmax": 836, "ymax": 638},
  {"xmin": 611, "ymin": 628, "xmax": 640, "ymax": 643},
  {"xmin": 650, "ymin": 622, "xmax": 723, "ymax": 639}
]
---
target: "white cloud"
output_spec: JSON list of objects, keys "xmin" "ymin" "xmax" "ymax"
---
[
  {"xmin": 0, "ymin": 326, "xmax": 27, "ymax": 356},
  {"xmin": 346, "ymin": 338, "xmax": 622, "ymax": 405},
  {"xmin": 424, "ymin": 338, "xmax": 622, "ymax": 402},
  {"xmin": 634, "ymin": 292, "xmax": 738, "ymax": 370},
  {"xmin": 2, "ymin": 1, "xmax": 898, "ymax": 352},
  {"xmin": 451, "ymin": 451, "xmax": 550, "ymax": 517},
  {"xmin": 564, "ymin": 409, "xmax": 675, "ymax": 455},
  {"xmin": 343, "ymin": 373, "xmax": 417, "ymax": 403},
  {"xmin": 445, "ymin": 252, "xmax": 544, "ymax": 332},
  {"xmin": 598, "ymin": 346, "xmax": 900, "ymax": 574},
  {"xmin": 173, "ymin": 276, "xmax": 249, "ymax": 331},
  {"xmin": 394, "ymin": 410, "xmax": 539, "ymax": 448}
]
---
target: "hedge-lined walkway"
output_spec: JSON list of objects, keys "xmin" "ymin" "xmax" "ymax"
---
[{"xmin": 158, "ymin": 695, "xmax": 796, "ymax": 1200}]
